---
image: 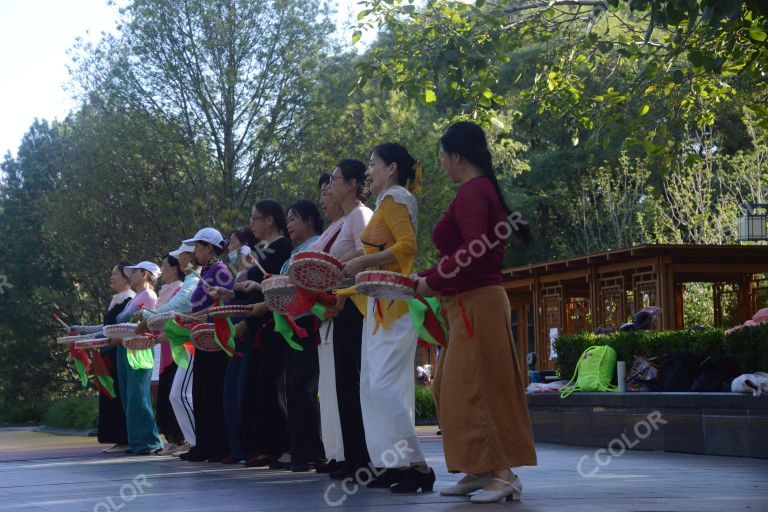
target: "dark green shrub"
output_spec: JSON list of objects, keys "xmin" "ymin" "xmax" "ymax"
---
[
  {"xmin": 43, "ymin": 395, "xmax": 98, "ymax": 431},
  {"xmin": 722, "ymin": 324, "xmax": 768, "ymax": 373},
  {"xmin": 415, "ymin": 385, "xmax": 436, "ymax": 419},
  {"xmin": 0, "ymin": 401, "xmax": 46, "ymax": 424}
]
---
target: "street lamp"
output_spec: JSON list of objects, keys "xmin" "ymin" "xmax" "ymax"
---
[{"xmin": 737, "ymin": 202, "xmax": 768, "ymax": 241}]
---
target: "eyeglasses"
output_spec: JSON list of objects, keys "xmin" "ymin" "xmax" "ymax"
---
[{"xmin": 328, "ymin": 174, "xmax": 345, "ymax": 184}]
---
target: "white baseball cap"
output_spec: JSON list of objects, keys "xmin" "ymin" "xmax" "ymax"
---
[
  {"xmin": 183, "ymin": 227, "xmax": 226, "ymax": 249},
  {"xmin": 169, "ymin": 242, "xmax": 196, "ymax": 259},
  {"xmin": 124, "ymin": 261, "xmax": 161, "ymax": 279}
]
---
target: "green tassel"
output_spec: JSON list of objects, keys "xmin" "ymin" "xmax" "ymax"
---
[
  {"xmin": 73, "ymin": 359, "xmax": 88, "ymax": 388},
  {"xmin": 163, "ymin": 319, "xmax": 191, "ymax": 369},
  {"xmin": 127, "ymin": 348, "xmax": 154, "ymax": 370},
  {"xmin": 273, "ymin": 312, "xmax": 304, "ymax": 351}
]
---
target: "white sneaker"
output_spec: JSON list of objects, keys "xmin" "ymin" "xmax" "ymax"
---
[{"xmin": 102, "ymin": 444, "xmax": 130, "ymax": 454}]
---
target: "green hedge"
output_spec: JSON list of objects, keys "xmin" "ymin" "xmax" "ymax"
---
[
  {"xmin": 415, "ymin": 385, "xmax": 436, "ymax": 419},
  {"xmin": 43, "ymin": 395, "xmax": 98, "ymax": 431},
  {"xmin": 554, "ymin": 325, "xmax": 768, "ymax": 379},
  {"xmin": 0, "ymin": 402, "xmax": 46, "ymax": 424}
]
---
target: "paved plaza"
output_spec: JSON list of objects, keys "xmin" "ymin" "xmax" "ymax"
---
[{"xmin": 0, "ymin": 426, "xmax": 766, "ymax": 512}]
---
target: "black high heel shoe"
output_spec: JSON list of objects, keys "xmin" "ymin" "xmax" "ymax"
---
[
  {"xmin": 390, "ymin": 467, "xmax": 435, "ymax": 493},
  {"xmin": 366, "ymin": 468, "xmax": 403, "ymax": 488},
  {"xmin": 316, "ymin": 459, "xmax": 344, "ymax": 474}
]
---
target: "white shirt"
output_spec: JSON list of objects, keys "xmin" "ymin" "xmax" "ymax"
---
[{"xmin": 329, "ymin": 203, "xmax": 373, "ymax": 263}]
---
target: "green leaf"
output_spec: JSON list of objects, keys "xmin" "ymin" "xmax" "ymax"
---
[
  {"xmin": 357, "ymin": 10, "xmax": 369, "ymax": 21},
  {"xmin": 543, "ymin": 9, "xmax": 555, "ymax": 19},
  {"xmin": 491, "ymin": 117, "xmax": 504, "ymax": 129},
  {"xmin": 476, "ymin": 0, "xmax": 486, "ymax": 7},
  {"xmin": 351, "ymin": 30, "xmax": 362, "ymax": 45},
  {"xmin": 749, "ymin": 27, "xmax": 767, "ymax": 42},
  {"xmin": 640, "ymin": 104, "xmax": 650, "ymax": 115},
  {"xmin": 425, "ymin": 89, "xmax": 437, "ymax": 103},
  {"xmin": 442, "ymin": 49, "xmax": 459, "ymax": 62}
]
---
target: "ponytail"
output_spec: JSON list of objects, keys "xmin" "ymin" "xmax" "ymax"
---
[
  {"xmin": 254, "ymin": 199, "xmax": 288, "ymax": 236},
  {"xmin": 372, "ymin": 143, "xmax": 422, "ymax": 193},
  {"xmin": 440, "ymin": 121, "xmax": 533, "ymax": 246}
]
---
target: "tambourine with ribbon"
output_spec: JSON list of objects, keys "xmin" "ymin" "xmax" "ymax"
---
[
  {"xmin": 147, "ymin": 311, "xmax": 175, "ymax": 331},
  {"xmin": 190, "ymin": 323, "xmax": 221, "ymax": 352},
  {"xmin": 263, "ymin": 275, "xmax": 297, "ymax": 314},
  {"xmin": 103, "ymin": 323, "xmax": 139, "ymax": 340},
  {"xmin": 355, "ymin": 270, "xmax": 417, "ymax": 301},
  {"xmin": 122, "ymin": 334, "xmax": 158, "ymax": 351},
  {"xmin": 287, "ymin": 250, "xmax": 343, "ymax": 292}
]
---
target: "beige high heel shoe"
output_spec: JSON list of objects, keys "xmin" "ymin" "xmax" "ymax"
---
[
  {"xmin": 470, "ymin": 475, "xmax": 523, "ymax": 504},
  {"xmin": 439, "ymin": 474, "xmax": 492, "ymax": 496}
]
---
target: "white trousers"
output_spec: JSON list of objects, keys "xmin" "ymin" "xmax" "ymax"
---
[
  {"xmin": 360, "ymin": 299, "xmax": 424, "ymax": 468},
  {"xmin": 169, "ymin": 355, "xmax": 195, "ymax": 446},
  {"xmin": 318, "ymin": 319, "xmax": 345, "ymax": 461}
]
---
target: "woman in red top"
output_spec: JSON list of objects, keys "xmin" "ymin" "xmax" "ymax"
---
[{"xmin": 416, "ymin": 121, "xmax": 537, "ymax": 504}]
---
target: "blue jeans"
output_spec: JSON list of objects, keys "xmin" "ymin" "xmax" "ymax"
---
[{"xmin": 223, "ymin": 341, "xmax": 250, "ymax": 460}]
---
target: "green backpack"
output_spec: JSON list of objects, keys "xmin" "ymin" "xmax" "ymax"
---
[{"xmin": 560, "ymin": 345, "xmax": 619, "ymax": 398}]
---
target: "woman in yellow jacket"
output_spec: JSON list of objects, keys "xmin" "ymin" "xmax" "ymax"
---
[{"xmin": 343, "ymin": 143, "xmax": 434, "ymax": 493}]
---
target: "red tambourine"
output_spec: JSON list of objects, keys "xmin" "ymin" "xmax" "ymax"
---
[
  {"xmin": 190, "ymin": 323, "xmax": 220, "ymax": 352},
  {"xmin": 287, "ymin": 250, "xmax": 343, "ymax": 292},
  {"xmin": 355, "ymin": 270, "xmax": 417, "ymax": 301},
  {"xmin": 103, "ymin": 323, "xmax": 139, "ymax": 340},
  {"xmin": 73, "ymin": 338, "xmax": 111, "ymax": 350},
  {"xmin": 122, "ymin": 334, "xmax": 158, "ymax": 351},
  {"xmin": 147, "ymin": 311, "xmax": 175, "ymax": 331},
  {"xmin": 262, "ymin": 275, "xmax": 296, "ymax": 315},
  {"xmin": 208, "ymin": 304, "xmax": 253, "ymax": 318}
]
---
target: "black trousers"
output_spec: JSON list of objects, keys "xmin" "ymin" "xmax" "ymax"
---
[
  {"xmin": 157, "ymin": 362, "xmax": 183, "ymax": 444},
  {"xmin": 97, "ymin": 346, "xmax": 128, "ymax": 445},
  {"xmin": 333, "ymin": 301, "xmax": 370, "ymax": 467},
  {"xmin": 192, "ymin": 350, "xmax": 230, "ymax": 456},
  {"xmin": 247, "ymin": 329, "xmax": 289, "ymax": 456},
  {"xmin": 284, "ymin": 316, "xmax": 324, "ymax": 465}
]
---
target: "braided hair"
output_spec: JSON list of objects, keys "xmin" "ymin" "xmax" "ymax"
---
[{"xmin": 440, "ymin": 121, "xmax": 533, "ymax": 245}]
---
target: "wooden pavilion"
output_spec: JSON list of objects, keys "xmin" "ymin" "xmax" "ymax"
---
[{"xmin": 503, "ymin": 244, "xmax": 768, "ymax": 372}]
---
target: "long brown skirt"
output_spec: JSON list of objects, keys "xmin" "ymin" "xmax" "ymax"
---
[{"xmin": 433, "ymin": 285, "xmax": 537, "ymax": 473}]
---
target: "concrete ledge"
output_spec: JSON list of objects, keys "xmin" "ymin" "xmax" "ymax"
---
[{"xmin": 527, "ymin": 392, "xmax": 768, "ymax": 458}]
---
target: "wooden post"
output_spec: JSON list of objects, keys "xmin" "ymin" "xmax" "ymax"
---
[
  {"xmin": 532, "ymin": 273, "xmax": 542, "ymax": 371},
  {"xmin": 674, "ymin": 282, "xmax": 685, "ymax": 329},
  {"xmin": 589, "ymin": 264, "xmax": 599, "ymax": 329}
]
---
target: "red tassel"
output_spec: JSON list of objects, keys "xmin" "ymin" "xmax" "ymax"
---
[
  {"xmin": 213, "ymin": 316, "xmax": 234, "ymax": 356},
  {"xmin": 175, "ymin": 316, "xmax": 198, "ymax": 330},
  {"xmin": 253, "ymin": 319, "xmax": 274, "ymax": 348},
  {"xmin": 69, "ymin": 343, "xmax": 92, "ymax": 374},
  {"xmin": 419, "ymin": 299, "xmax": 448, "ymax": 347},
  {"xmin": 456, "ymin": 294, "xmax": 475, "ymax": 338},
  {"xmin": 286, "ymin": 287, "xmax": 317, "ymax": 316},
  {"xmin": 285, "ymin": 315, "xmax": 308, "ymax": 339},
  {"xmin": 442, "ymin": 289, "xmax": 474, "ymax": 339},
  {"xmin": 315, "ymin": 292, "xmax": 337, "ymax": 308}
]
